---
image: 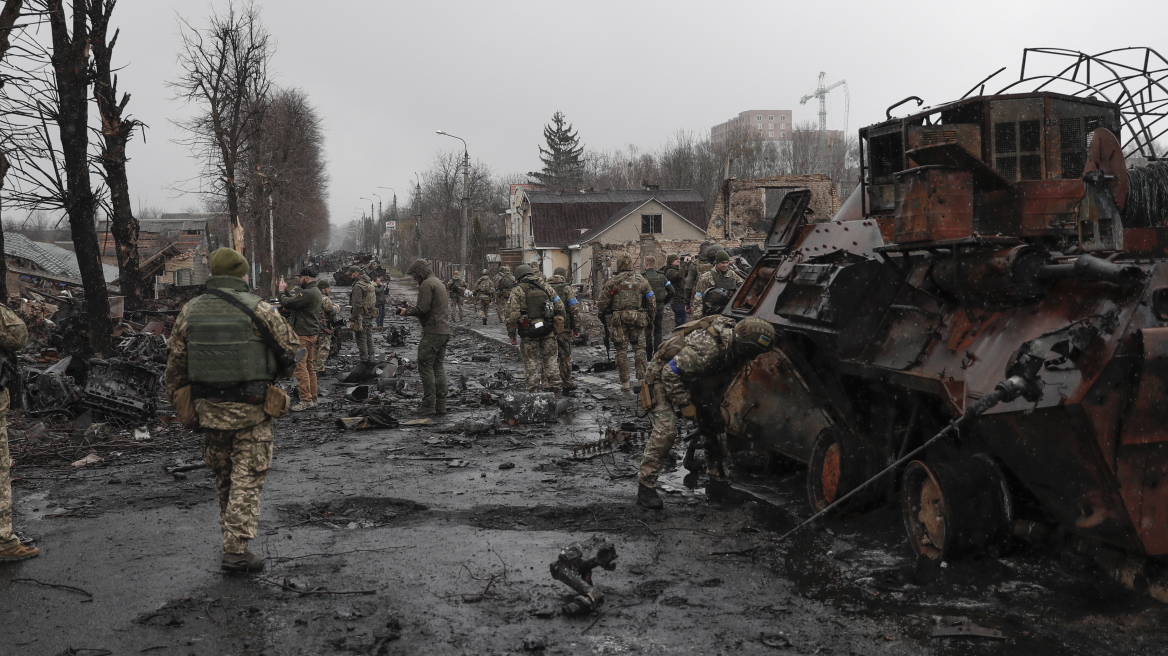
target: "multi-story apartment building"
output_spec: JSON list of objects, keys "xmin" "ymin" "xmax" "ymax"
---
[{"xmin": 711, "ymin": 110, "xmax": 794, "ymax": 144}]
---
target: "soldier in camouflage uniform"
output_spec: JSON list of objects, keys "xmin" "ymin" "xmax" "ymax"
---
[
  {"xmin": 663, "ymin": 254, "xmax": 687, "ymax": 328},
  {"xmin": 166, "ymin": 248, "xmax": 300, "ymax": 570},
  {"xmin": 314, "ymin": 279, "xmax": 339, "ymax": 373},
  {"xmin": 547, "ymin": 266, "xmax": 581, "ymax": 391},
  {"xmin": 684, "ymin": 241, "xmax": 714, "ymax": 307},
  {"xmin": 348, "ymin": 266, "xmax": 377, "ymax": 363},
  {"xmin": 446, "ymin": 271, "xmax": 467, "ymax": 322},
  {"xmin": 690, "ymin": 250, "xmax": 745, "ymax": 320},
  {"xmin": 473, "ymin": 269, "xmax": 495, "ymax": 325},
  {"xmin": 506, "ymin": 264, "xmax": 567, "ymax": 393},
  {"xmin": 597, "ymin": 253, "xmax": 656, "ymax": 393},
  {"xmin": 399, "ymin": 259, "xmax": 452, "ymax": 414},
  {"xmin": 641, "ymin": 255, "xmax": 674, "ymax": 358},
  {"xmin": 0, "ymin": 302, "xmax": 36, "ymax": 562},
  {"xmin": 636, "ymin": 317, "xmax": 776, "ymax": 509},
  {"xmin": 495, "ymin": 265, "xmax": 517, "ymax": 321}
]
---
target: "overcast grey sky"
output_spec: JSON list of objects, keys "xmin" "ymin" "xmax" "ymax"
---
[{"xmin": 112, "ymin": 0, "xmax": 1164, "ymax": 228}]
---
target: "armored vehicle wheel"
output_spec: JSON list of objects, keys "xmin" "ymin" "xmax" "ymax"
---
[
  {"xmin": 806, "ymin": 427, "xmax": 883, "ymax": 513},
  {"xmin": 901, "ymin": 454, "xmax": 1013, "ymax": 560}
]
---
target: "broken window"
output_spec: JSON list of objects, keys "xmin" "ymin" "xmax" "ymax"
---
[{"xmin": 641, "ymin": 214, "xmax": 662, "ymax": 234}]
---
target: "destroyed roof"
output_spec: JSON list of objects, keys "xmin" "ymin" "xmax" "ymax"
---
[
  {"xmin": 4, "ymin": 232, "xmax": 119, "ymax": 283},
  {"xmin": 525, "ymin": 189, "xmax": 705, "ymax": 248},
  {"xmin": 96, "ymin": 214, "xmax": 212, "ymax": 259}
]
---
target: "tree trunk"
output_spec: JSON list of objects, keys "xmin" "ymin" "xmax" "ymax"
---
[
  {"xmin": 49, "ymin": 0, "xmax": 113, "ymax": 356},
  {"xmin": 89, "ymin": 0, "xmax": 144, "ymax": 310},
  {"xmin": 0, "ymin": 1, "xmax": 24, "ymax": 304},
  {"xmin": 0, "ymin": 151, "xmax": 9, "ymax": 303}
]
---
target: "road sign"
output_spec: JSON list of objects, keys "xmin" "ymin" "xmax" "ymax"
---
[{"xmin": 385, "ymin": 221, "xmax": 396, "ymax": 230}]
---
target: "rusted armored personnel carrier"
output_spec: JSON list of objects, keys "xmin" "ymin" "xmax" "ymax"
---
[{"xmin": 718, "ymin": 49, "xmax": 1168, "ymax": 594}]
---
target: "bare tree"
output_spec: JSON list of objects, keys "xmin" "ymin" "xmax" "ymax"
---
[
  {"xmin": 47, "ymin": 0, "xmax": 113, "ymax": 354},
  {"xmin": 88, "ymin": 0, "xmax": 145, "ymax": 309},
  {"xmin": 170, "ymin": 0, "xmax": 272, "ymax": 255},
  {"xmin": 0, "ymin": 0, "xmax": 24, "ymax": 301}
]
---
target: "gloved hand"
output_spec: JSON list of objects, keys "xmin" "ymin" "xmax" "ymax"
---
[{"xmin": 679, "ymin": 404, "xmax": 697, "ymax": 419}]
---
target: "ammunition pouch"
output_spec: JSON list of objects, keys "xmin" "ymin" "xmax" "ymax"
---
[
  {"xmin": 191, "ymin": 381, "xmax": 268, "ymax": 405},
  {"xmin": 263, "ymin": 384, "xmax": 291, "ymax": 418},
  {"xmin": 639, "ymin": 381, "xmax": 653, "ymax": 410}
]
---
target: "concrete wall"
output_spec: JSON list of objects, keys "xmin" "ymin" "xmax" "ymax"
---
[{"xmin": 706, "ymin": 174, "xmax": 841, "ymax": 247}]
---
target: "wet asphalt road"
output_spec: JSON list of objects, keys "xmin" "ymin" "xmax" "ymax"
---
[{"xmin": 1, "ymin": 276, "xmax": 1168, "ymax": 655}]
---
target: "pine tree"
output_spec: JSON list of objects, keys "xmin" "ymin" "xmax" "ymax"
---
[{"xmin": 528, "ymin": 111, "xmax": 584, "ymax": 191}]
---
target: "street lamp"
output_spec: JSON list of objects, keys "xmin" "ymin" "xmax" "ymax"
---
[
  {"xmin": 378, "ymin": 187, "xmax": 398, "ymax": 267},
  {"xmin": 437, "ymin": 130, "xmax": 470, "ymax": 278}
]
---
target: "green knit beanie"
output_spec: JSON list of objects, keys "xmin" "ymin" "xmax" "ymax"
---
[{"xmin": 209, "ymin": 248, "xmax": 249, "ymax": 277}]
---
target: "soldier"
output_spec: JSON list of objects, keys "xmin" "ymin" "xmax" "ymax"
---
[
  {"xmin": 684, "ymin": 241, "xmax": 714, "ymax": 306},
  {"xmin": 278, "ymin": 267, "xmax": 324, "ymax": 411},
  {"xmin": 636, "ymin": 317, "xmax": 776, "ymax": 509},
  {"xmin": 641, "ymin": 255, "xmax": 674, "ymax": 358},
  {"xmin": 547, "ymin": 266, "xmax": 581, "ymax": 392},
  {"xmin": 506, "ymin": 264, "xmax": 567, "ymax": 393},
  {"xmin": 398, "ymin": 259, "xmax": 452, "ymax": 415},
  {"xmin": 0, "ymin": 300, "xmax": 35, "ymax": 563},
  {"xmin": 495, "ymin": 264, "xmax": 517, "ymax": 322},
  {"xmin": 691, "ymin": 250, "xmax": 745, "ymax": 320},
  {"xmin": 446, "ymin": 270, "xmax": 467, "ymax": 322},
  {"xmin": 663, "ymin": 254, "xmax": 687, "ymax": 328},
  {"xmin": 473, "ymin": 268, "xmax": 495, "ymax": 325},
  {"xmin": 598, "ymin": 253, "xmax": 656, "ymax": 393},
  {"xmin": 347, "ymin": 266, "xmax": 376, "ymax": 363},
  {"xmin": 165, "ymin": 248, "xmax": 300, "ymax": 570},
  {"xmin": 314, "ymin": 279, "xmax": 339, "ymax": 374}
]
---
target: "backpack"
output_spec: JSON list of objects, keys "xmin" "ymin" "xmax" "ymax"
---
[
  {"xmin": 518, "ymin": 281, "xmax": 554, "ymax": 338},
  {"xmin": 0, "ymin": 304, "xmax": 29, "ymax": 355}
]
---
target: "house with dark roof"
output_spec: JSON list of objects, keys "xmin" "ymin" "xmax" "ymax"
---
[
  {"xmin": 96, "ymin": 213, "xmax": 216, "ymax": 295},
  {"xmin": 4, "ymin": 232, "xmax": 120, "ymax": 296},
  {"xmin": 505, "ymin": 187, "xmax": 706, "ymax": 283}
]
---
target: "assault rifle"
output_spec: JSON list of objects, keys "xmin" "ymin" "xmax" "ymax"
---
[{"xmin": 599, "ymin": 309, "xmax": 612, "ymax": 360}]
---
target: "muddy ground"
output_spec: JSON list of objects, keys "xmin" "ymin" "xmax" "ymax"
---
[{"xmin": 2, "ymin": 276, "xmax": 1168, "ymax": 655}]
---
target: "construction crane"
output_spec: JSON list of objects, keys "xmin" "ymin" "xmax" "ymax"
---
[{"xmin": 800, "ymin": 72, "xmax": 847, "ymax": 132}]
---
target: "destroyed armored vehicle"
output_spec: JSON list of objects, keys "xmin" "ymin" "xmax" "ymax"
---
[{"xmin": 717, "ymin": 48, "xmax": 1168, "ymax": 596}]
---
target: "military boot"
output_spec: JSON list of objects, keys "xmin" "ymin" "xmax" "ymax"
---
[
  {"xmin": 412, "ymin": 405, "xmax": 435, "ymax": 416},
  {"xmin": 0, "ymin": 542, "xmax": 40, "ymax": 562},
  {"xmin": 636, "ymin": 483, "xmax": 664, "ymax": 510},
  {"xmin": 221, "ymin": 550, "xmax": 264, "ymax": 573},
  {"xmin": 620, "ymin": 382, "xmax": 631, "ymax": 394}
]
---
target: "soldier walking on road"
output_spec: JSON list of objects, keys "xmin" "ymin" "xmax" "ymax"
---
[
  {"xmin": 547, "ymin": 266, "xmax": 581, "ymax": 392},
  {"xmin": 165, "ymin": 248, "xmax": 300, "ymax": 571},
  {"xmin": 446, "ymin": 271, "xmax": 467, "ymax": 322},
  {"xmin": 347, "ymin": 266, "xmax": 376, "ymax": 363},
  {"xmin": 399, "ymin": 259, "xmax": 452, "ymax": 415},
  {"xmin": 641, "ymin": 256, "xmax": 673, "ymax": 358},
  {"xmin": 314, "ymin": 279, "xmax": 339, "ymax": 374},
  {"xmin": 598, "ymin": 253, "xmax": 656, "ymax": 394},
  {"xmin": 506, "ymin": 264, "xmax": 567, "ymax": 393},
  {"xmin": 473, "ymin": 269, "xmax": 495, "ymax": 325},
  {"xmin": 663, "ymin": 254, "xmax": 687, "ymax": 328},
  {"xmin": 495, "ymin": 264, "xmax": 516, "ymax": 322},
  {"xmin": 278, "ymin": 268, "xmax": 324, "ymax": 411},
  {"xmin": 0, "ymin": 302, "xmax": 36, "ymax": 563},
  {"xmin": 691, "ymin": 250, "xmax": 745, "ymax": 320},
  {"xmin": 635, "ymin": 317, "xmax": 776, "ymax": 509}
]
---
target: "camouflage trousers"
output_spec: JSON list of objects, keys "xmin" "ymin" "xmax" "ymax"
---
[
  {"xmin": 418, "ymin": 332, "xmax": 449, "ymax": 410},
  {"xmin": 0, "ymin": 389, "xmax": 19, "ymax": 550},
  {"xmin": 638, "ymin": 380, "xmax": 724, "ymax": 488},
  {"xmin": 293, "ymin": 335, "xmax": 318, "ymax": 403},
  {"xmin": 354, "ymin": 315, "xmax": 374, "ymax": 362},
  {"xmin": 475, "ymin": 295, "xmax": 492, "ymax": 322},
  {"xmin": 450, "ymin": 296, "xmax": 464, "ymax": 322},
  {"xmin": 314, "ymin": 333, "xmax": 332, "ymax": 372},
  {"xmin": 496, "ymin": 292, "xmax": 511, "ymax": 320},
  {"xmin": 521, "ymin": 334, "xmax": 560, "ymax": 391},
  {"xmin": 610, "ymin": 312, "xmax": 648, "ymax": 384},
  {"xmin": 556, "ymin": 332, "xmax": 574, "ymax": 387},
  {"xmin": 204, "ymin": 420, "xmax": 274, "ymax": 554}
]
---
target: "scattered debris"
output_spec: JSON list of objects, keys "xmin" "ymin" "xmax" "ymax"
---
[
  {"xmin": 569, "ymin": 428, "xmax": 642, "ymax": 459},
  {"xmin": 71, "ymin": 453, "xmax": 103, "ymax": 468},
  {"xmin": 931, "ymin": 620, "xmax": 1006, "ymax": 640},
  {"xmin": 498, "ymin": 392, "xmax": 570, "ymax": 424},
  {"xmin": 549, "ymin": 537, "xmax": 617, "ymax": 616}
]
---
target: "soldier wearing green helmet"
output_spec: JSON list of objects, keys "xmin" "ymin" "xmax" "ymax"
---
[{"xmin": 506, "ymin": 263, "xmax": 567, "ymax": 393}]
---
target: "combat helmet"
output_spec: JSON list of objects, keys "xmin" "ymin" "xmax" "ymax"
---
[
  {"xmin": 732, "ymin": 317, "xmax": 776, "ymax": 358},
  {"xmin": 702, "ymin": 287, "xmax": 731, "ymax": 316},
  {"xmin": 514, "ymin": 264, "xmax": 535, "ymax": 278},
  {"xmin": 616, "ymin": 253, "xmax": 634, "ymax": 271},
  {"xmin": 553, "ymin": 267, "xmax": 567, "ymax": 277},
  {"xmin": 481, "ymin": 268, "xmax": 488, "ymax": 275},
  {"xmin": 500, "ymin": 265, "xmax": 511, "ymax": 274},
  {"xmin": 707, "ymin": 244, "xmax": 725, "ymax": 262}
]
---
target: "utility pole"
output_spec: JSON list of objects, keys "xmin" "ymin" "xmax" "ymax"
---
[
  {"xmin": 414, "ymin": 172, "xmax": 422, "ymax": 260},
  {"xmin": 437, "ymin": 131, "xmax": 470, "ymax": 278},
  {"xmin": 268, "ymin": 194, "xmax": 276, "ymax": 297}
]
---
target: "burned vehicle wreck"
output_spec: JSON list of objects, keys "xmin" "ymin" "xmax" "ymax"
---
[{"xmin": 713, "ymin": 50, "xmax": 1168, "ymax": 598}]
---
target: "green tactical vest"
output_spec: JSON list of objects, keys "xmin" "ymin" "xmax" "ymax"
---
[
  {"xmin": 611, "ymin": 272, "xmax": 643, "ymax": 311},
  {"xmin": 475, "ymin": 276, "xmax": 493, "ymax": 294},
  {"xmin": 186, "ymin": 278, "xmax": 277, "ymax": 386},
  {"xmin": 518, "ymin": 280, "xmax": 554, "ymax": 338},
  {"xmin": 713, "ymin": 270, "xmax": 740, "ymax": 291},
  {"xmin": 643, "ymin": 268, "xmax": 668, "ymax": 298}
]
